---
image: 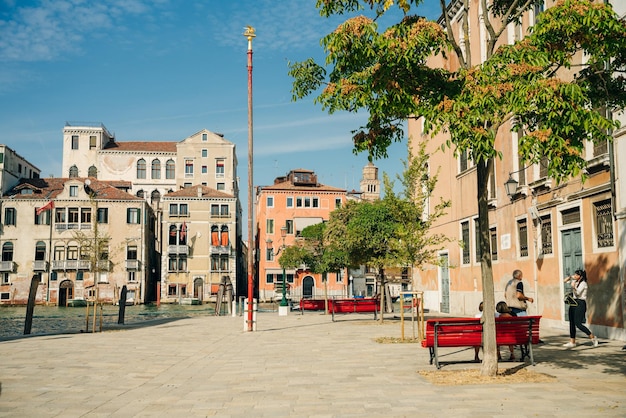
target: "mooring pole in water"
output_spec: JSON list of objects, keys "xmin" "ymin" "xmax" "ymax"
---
[
  {"xmin": 24, "ymin": 274, "xmax": 41, "ymax": 335},
  {"xmin": 118, "ymin": 285, "xmax": 127, "ymax": 324}
]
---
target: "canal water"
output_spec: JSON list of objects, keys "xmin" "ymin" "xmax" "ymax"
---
[{"xmin": 0, "ymin": 303, "xmax": 223, "ymax": 340}]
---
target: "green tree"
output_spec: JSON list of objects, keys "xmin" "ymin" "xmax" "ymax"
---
[
  {"xmin": 280, "ymin": 222, "xmax": 349, "ymax": 313},
  {"xmin": 290, "ymin": 0, "xmax": 626, "ymax": 375},
  {"xmin": 325, "ymin": 198, "xmax": 397, "ymax": 320}
]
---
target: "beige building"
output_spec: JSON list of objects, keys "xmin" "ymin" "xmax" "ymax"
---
[
  {"xmin": 0, "ymin": 177, "xmax": 154, "ymax": 306},
  {"xmin": 408, "ymin": 0, "xmax": 624, "ymax": 340},
  {"xmin": 0, "ymin": 144, "xmax": 40, "ymax": 196},
  {"xmin": 160, "ymin": 185, "xmax": 238, "ymax": 304},
  {"xmin": 60, "ymin": 122, "xmax": 244, "ymax": 302}
]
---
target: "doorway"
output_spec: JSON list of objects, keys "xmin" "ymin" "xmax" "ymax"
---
[
  {"xmin": 302, "ymin": 276, "xmax": 314, "ymax": 299},
  {"xmin": 58, "ymin": 280, "xmax": 74, "ymax": 307},
  {"xmin": 193, "ymin": 277, "xmax": 203, "ymax": 300},
  {"xmin": 561, "ymin": 227, "xmax": 582, "ymax": 321}
]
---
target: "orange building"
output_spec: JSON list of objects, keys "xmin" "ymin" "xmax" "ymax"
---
[
  {"xmin": 408, "ymin": 0, "xmax": 624, "ymax": 341},
  {"xmin": 255, "ymin": 169, "xmax": 348, "ymax": 303}
]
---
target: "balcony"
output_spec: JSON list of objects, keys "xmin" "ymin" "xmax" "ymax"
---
[
  {"xmin": 210, "ymin": 245, "xmax": 230, "ymax": 255},
  {"xmin": 210, "ymin": 213, "xmax": 231, "ymax": 219},
  {"xmin": 33, "ymin": 260, "xmax": 49, "ymax": 271},
  {"xmin": 97, "ymin": 260, "xmax": 112, "ymax": 271},
  {"xmin": 52, "ymin": 260, "xmax": 92, "ymax": 270},
  {"xmin": 126, "ymin": 259, "xmax": 142, "ymax": 270},
  {"xmin": 0, "ymin": 261, "xmax": 15, "ymax": 272},
  {"xmin": 168, "ymin": 245, "xmax": 189, "ymax": 255}
]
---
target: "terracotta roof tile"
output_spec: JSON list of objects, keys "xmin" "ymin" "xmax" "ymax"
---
[
  {"xmin": 6, "ymin": 177, "xmax": 141, "ymax": 201},
  {"xmin": 164, "ymin": 185, "xmax": 234, "ymax": 199},
  {"xmin": 103, "ymin": 141, "xmax": 177, "ymax": 152}
]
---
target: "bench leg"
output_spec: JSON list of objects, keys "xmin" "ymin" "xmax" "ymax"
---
[{"xmin": 428, "ymin": 347, "xmax": 434, "ymax": 365}]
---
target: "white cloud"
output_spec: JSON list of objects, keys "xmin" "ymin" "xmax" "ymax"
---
[{"xmin": 0, "ymin": 0, "xmax": 153, "ymax": 62}]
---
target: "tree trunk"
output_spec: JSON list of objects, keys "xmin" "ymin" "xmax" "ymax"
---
[{"xmin": 477, "ymin": 160, "xmax": 498, "ymax": 376}]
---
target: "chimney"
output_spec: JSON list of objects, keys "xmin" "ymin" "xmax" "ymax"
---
[{"xmin": 197, "ymin": 186, "xmax": 202, "ymax": 198}]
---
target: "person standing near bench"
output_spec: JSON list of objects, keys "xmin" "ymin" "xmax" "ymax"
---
[
  {"xmin": 505, "ymin": 269, "xmax": 534, "ymax": 316},
  {"xmin": 563, "ymin": 269, "xmax": 599, "ymax": 348}
]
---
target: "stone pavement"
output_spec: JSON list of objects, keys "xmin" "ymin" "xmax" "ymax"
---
[{"xmin": 0, "ymin": 311, "xmax": 624, "ymax": 417}]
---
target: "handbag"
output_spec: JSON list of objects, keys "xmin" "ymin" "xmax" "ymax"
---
[{"xmin": 564, "ymin": 293, "xmax": 578, "ymax": 306}]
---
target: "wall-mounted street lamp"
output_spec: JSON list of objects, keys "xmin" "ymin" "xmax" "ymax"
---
[
  {"xmin": 504, "ymin": 164, "xmax": 532, "ymax": 200},
  {"xmin": 266, "ymin": 225, "xmax": 288, "ymax": 310}
]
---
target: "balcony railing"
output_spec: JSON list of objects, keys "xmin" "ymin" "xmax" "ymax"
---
[
  {"xmin": 0, "ymin": 261, "xmax": 15, "ymax": 272},
  {"xmin": 126, "ymin": 260, "xmax": 142, "ymax": 270},
  {"xmin": 97, "ymin": 260, "xmax": 112, "ymax": 271},
  {"xmin": 33, "ymin": 260, "xmax": 49, "ymax": 271},
  {"xmin": 210, "ymin": 245, "xmax": 230, "ymax": 255},
  {"xmin": 168, "ymin": 245, "xmax": 189, "ymax": 255},
  {"xmin": 210, "ymin": 213, "xmax": 231, "ymax": 219},
  {"xmin": 52, "ymin": 260, "xmax": 92, "ymax": 270}
]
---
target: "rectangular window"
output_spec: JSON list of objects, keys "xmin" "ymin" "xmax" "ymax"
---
[
  {"xmin": 267, "ymin": 219, "xmax": 274, "ymax": 234},
  {"xmin": 216, "ymin": 183, "xmax": 225, "ymax": 191},
  {"xmin": 202, "ymin": 149, "xmax": 208, "ymax": 158},
  {"xmin": 304, "ymin": 197, "xmax": 311, "ymax": 207},
  {"xmin": 55, "ymin": 208, "xmax": 66, "ymax": 223},
  {"xmin": 296, "ymin": 197, "xmax": 303, "ymax": 207},
  {"xmin": 266, "ymin": 247, "xmax": 274, "ymax": 261},
  {"xmin": 34, "ymin": 210, "xmax": 51, "ymax": 226},
  {"xmin": 81, "ymin": 208, "xmax": 91, "ymax": 224},
  {"xmin": 185, "ymin": 160, "xmax": 194, "ymax": 176},
  {"xmin": 286, "ymin": 220, "xmax": 293, "ymax": 234},
  {"xmin": 461, "ymin": 221, "xmax": 470, "ymax": 264},
  {"xmin": 220, "ymin": 205, "xmax": 229, "ymax": 216},
  {"xmin": 286, "ymin": 197, "xmax": 293, "ymax": 208},
  {"xmin": 89, "ymin": 135, "xmax": 97, "ymax": 149},
  {"xmin": 266, "ymin": 273, "xmax": 274, "ymax": 284},
  {"xmin": 69, "ymin": 185, "xmax": 78, "ymax": 197},
  {"xmin": 68, "ymin": 208, "xmax": 79, "ymax": 223},
  {"xmin": 312, "ymin": 197, "xmax": 319, "ymax": 208},
  {"xmin": 2, "ymin": 273, "xmax": 10, "ymax": 285},
  {"xmin": 594, "ymin": 199, "xmax": 614, "ymax": 248},
  {"xmin": 215, "ymin": 160, "xmax": 225, "ymax": 178},
  {"xmin": 127, "ymin": 208, "xmax": 141, "ymax": 224},
  {"xmin": 169, "ymin": 204, "xmax": 188, "ymax": 217},
  {"xmin": 202, "ymin": 133, "xmax": 207, "ymax": 141},
  {"xmin": 266, "ymin": 196, "xmax": 274, "ymax": 208},
  {"xmin": 335, "ymin": 198, "xmax": 342, "ymax": 209},
  {"xmin": 540, "ymin": 215, "xmax": 553, "ymax": 254},
  {"xmin": 474, "ymin": 218, "xmax": 480, "ymax": 262},
  {"xmin": 127, "ymin": 245, "xmax": 138, "ymax": 260},
  {"xmin": 460, "ymin": 150, "xmax": 468, "ymax": 172},
  {"xmin": 517, "ymin": 218, "xmax": 529, "ymax": 257},
  {"xmin": 71, "ymin": 135, "xmax": 79, "ymax": 150},
  {"xmin": 202, "ymin": 165, "xmax": 208, "ymax": 174},
  {"xmin": 128, "ymin": 271, "xmax": 137, "ymax": 282},
  {"xmin": 211, "ymin": 204, "xmax": 219, "ymax": 217},
  {"xmin": 490, "ymin": 227, "xmax": 498, "ymax": 261},
  {"xmin": 97, "ymin": 208, "xmax": 108, "ymax": 224}
]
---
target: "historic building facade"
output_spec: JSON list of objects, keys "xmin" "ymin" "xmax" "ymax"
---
[
  {"xmin": 0, "ymin": 177, "xmax": 154, "ymax": 306},
  {"xmin": 255, "ymin": 168, "xmax": 348, "ymax": 302},
  {"xmin": 408, "ymin": 0, "xmax": 624, "ymax": 340}
]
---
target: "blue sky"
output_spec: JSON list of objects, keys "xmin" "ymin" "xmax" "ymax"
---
[{"xmin": 0, "ymin": 0, "xmax": 439, "ymax": 193}]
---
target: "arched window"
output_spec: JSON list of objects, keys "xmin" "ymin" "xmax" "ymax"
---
[
  {"xmin": 136, "ymin": 159, "xmax": 146, "ymax": 179},
  {"xmin": 136, "ymin": 190, "xmax": 145, "ymax": 198},
  {"xmin": 87, "ymin": 165, "xmax": 98, "ymax": 178},
  {"xmin": 69, "ymin": 165, "xmax": 78, "ymax": 178},
  {"xmin": 35, "ymin": 241, "xmax": 46, "ymax": 261},
  {"xmin": 151, "ymin": 190, "xmax": 161, "ymax": 206},
  {"xmin": 166, "ymin": 159, "xmax": 175, "ymax": 179},
  {"xmin": 151, "ymin": 159, "xmax": 161, "ymax": 179},
  {"xmin": 211, "ymin": 226, "xmax": 219, "ymax": 246},
  {"xmin": 169, "ymin": 225, "xmax": 178, "ymax": 245},
  {"xmin": 220, "ymin": 226, "xmax": 229, "ymax": 246},
  {"xmin": 2, "ymin": 242, "xmax": 14, "ymax": 261}
]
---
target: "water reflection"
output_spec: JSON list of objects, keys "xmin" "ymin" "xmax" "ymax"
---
[{"xmin": 0, "ymin": 304, "xmax": 219, "ymax": 340}]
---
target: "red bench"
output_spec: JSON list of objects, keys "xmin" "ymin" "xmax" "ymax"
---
[{"xmin": 421, "ymin": 316, "xmax": 541, "ymax": 369}]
